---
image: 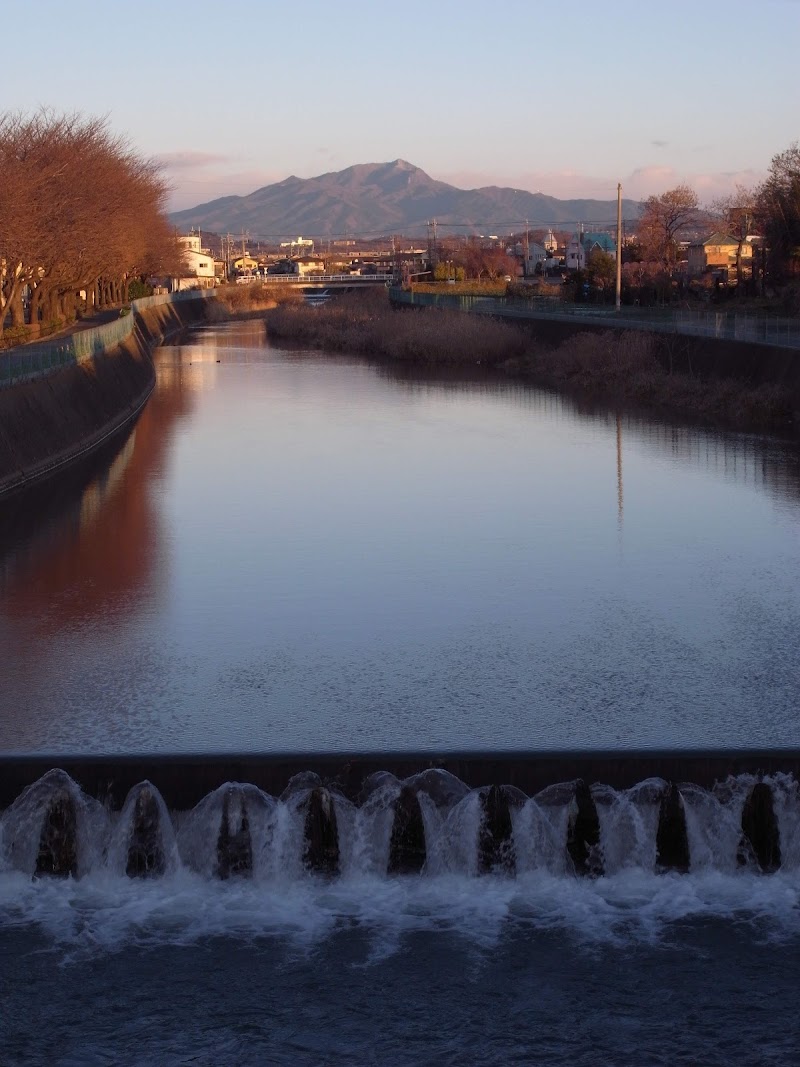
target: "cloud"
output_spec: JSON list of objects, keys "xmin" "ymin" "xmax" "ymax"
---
[
  {"xmin": 624, "ymin": 165, "xmax": 764, "ymax": 201},
  {"xmin": 651, "ymin": 140, "xmax": 669, "ymax": 148},
  {"xmin": 167, "ymin": 167, "xmax": 287, "ymax": 210},
  {"xmin": 155, "ymin": 150, "xmax": 232, "ymax": 170},
  {"xmin": 437, "ymin": 164, "xmax": 766, "ymax": 205}
]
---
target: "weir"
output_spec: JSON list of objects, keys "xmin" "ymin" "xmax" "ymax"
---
[{"xmin": 2, "ymin": 759, "xmax": 799, "ymax": 882}]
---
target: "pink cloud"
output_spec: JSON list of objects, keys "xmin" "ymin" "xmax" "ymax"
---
[
  {"xmin": 155, "ymin": 150, "xmax": 232, "ymax": 170},
  {"xmin": 166, "ymin": 167, "xmax": 287, "ymax": 210},
  {"xmin": 438, "ymin": 165, "xmax": 766, "ymax": 204}
]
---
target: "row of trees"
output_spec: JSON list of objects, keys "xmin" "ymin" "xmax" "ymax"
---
[
  {"xmin": 0, "ymin": 110, "xmax": 182, "ymax": 341},
  {"xmin": 635, "ymin": 142, "xmax": 800, "ymax": 289}
]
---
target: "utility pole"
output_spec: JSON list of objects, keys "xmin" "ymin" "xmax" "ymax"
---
[
  {"xmin": 615, "ymin": 183, "xmax": 622, "ymax": 312},
  {"xmin": 524, "ymin": 217, "xmax": 530, "ymax": 277}
]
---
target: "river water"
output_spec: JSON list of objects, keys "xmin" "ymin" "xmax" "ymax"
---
[
  {"xmin": 3, "ymin": 319, "xmax": 800, "ymax": 1065},
  {"xmin": 2, "ymin": 318, "xmax": 800, "ymax": 754}
]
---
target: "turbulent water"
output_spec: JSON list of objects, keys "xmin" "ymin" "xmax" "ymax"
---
[{"xmin": 3, "ymin": 768, "xmax": 800, "ymax": 1064}]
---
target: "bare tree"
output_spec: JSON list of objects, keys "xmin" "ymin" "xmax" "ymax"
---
[
  {"xmin": 756, "ymin": 142, "xmax": 800, "ymax": 281},
  {"xmin": 638, "ymin": 185, "xmax": 700, "ymax": 275},
  {"xmin": 712, "ymin": 183, "xmax": 758, "ymax": 289}
]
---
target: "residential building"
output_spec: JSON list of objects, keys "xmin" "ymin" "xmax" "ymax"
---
[
  {"xmin": 177, "ymin": 233, "xmax": 216, "ymax": 290},
  {"xmin": 524, "ymin": 241, "xmax": 549, "ymax": 276},
  {"xmin": 687, "ymin": 232, "xmax": 754, "ymax": 279},
  {"xmin": 566, "ymin": 230, "xmax": 617, "ymax": 270},
  {"xmin": 566, "ymin": 233, "xmax": 585, "ymax": 271}
]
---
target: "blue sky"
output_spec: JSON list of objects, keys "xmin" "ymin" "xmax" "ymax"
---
[{"xmin": 4, "ymin": 0, "xmax": 798, "ymax": 208}]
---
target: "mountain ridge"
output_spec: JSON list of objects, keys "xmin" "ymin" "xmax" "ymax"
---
[{"xmin": 169, "ymin": 159, "xmax": 640, "ymax": 238}]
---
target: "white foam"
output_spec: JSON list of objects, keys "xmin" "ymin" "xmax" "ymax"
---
[{"xmin": 2, "ymin": 866, "xmax": 799, "ymax": 961}]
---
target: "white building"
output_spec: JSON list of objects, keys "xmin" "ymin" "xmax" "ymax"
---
[
  {"xmin": 176, "ymin": 233, "xmax": 216, "ymax": 289},
  {"xmin": 524, "ymin": 241, "xmax": 549, "ymax": 276},
  {"xmin": 566, "ymin": 233, "xmax": 586, "ymax": 271},
  {"xmin": 280, "ymin": 237, "xmax": 315, "ymax": 255}
]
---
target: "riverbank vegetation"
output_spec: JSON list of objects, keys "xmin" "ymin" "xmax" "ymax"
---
[
  {"xmin": 265, "ymin": 290, "xmax": 526, "ymax": 365},
  {"xmin": 263, "ymin": 291, "xmax": 795, "ymax": 430},
  {"xmin": 0, "ymin": 109, "xmax": 181, "ymax": 343}
]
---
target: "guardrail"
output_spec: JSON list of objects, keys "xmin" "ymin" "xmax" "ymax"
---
[
  {"xmin": 0, "ymin": 290, "xmax": 213, "ymax": 389},
  {"xmin": 389, "ymin": 288, "xmax": 800, "ymax": 351}
]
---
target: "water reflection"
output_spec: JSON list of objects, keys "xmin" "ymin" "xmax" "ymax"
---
[
  {"xmin": 1, "ymin": 319, "xmax": 799, "ymax": 754},
  {"xmin": 377, "ymin": 356, "xmax": 800, "ymax": 513},
  {"xmin": 0, "ymin": 347, "xmax": 195, "ymax": 634}
]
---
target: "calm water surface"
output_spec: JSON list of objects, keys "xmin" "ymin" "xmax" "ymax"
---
[{"xmin": 2, "ymin": 319, "xmax": 800, "ymax": 753}]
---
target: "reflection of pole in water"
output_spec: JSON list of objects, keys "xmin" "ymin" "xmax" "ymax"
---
[{"xmin": 616, "ymin": 412, "xmax": 624, "ymax": 528}]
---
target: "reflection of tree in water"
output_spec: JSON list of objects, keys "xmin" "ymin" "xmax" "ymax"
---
[
  {"xmin": 0, "ymin": 354, "xmax": 195, "ymax": 635},
  {"xmin": 374, "ymin": 359, "xmax": 800, "ymax": 512}
]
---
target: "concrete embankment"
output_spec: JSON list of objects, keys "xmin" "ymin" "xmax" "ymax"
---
[{"xmin": 0, "ymin": 297, "xmax": 209, "ymax": 498}]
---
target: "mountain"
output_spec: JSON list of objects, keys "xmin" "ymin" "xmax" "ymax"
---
[{"xmin": 169, "ymin": 160, "xmax": 639, "ymax": 239}]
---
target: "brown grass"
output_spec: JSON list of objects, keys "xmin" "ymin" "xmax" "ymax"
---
[
  {"xmin": 411, "ymin": 281, "xmax": 508, "ymax": 297},
  {"xmin": 265, "ymin": 290, "xmax": 526, "ymax": 365},
  {"xmin": 515, "ymin": 331, "xmax": 796, "ymax": 429}
]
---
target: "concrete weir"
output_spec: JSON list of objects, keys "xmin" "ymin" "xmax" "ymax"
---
[
  {"xmin": 3, "ymin": 751, "xmax": 798, "ymax": 812},
  {"xmin": 2, "ymin": 755, "xmax": 800, "ymax": 881}
]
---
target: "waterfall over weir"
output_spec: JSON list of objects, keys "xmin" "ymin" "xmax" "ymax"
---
[{"xmin": 2, "ymin": 768, "xmax": 800, "ymax": 882}]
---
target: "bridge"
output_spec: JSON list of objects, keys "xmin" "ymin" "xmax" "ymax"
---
[{"xmin": 242, "ymin": 273, "xmax": 395, "ymax": 289}]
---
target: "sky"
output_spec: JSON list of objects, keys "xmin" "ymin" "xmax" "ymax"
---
[{"xmin": 3, "ymin": 0, "xmax": 798, "ymax": 211}]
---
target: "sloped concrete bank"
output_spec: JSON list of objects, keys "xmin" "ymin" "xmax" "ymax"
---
[{"xmin": 0, "ymin": 298, "xmax": 210, "ymax": 498}]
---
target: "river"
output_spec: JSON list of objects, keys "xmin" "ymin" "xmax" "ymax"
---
[
  {"xmin": 2, "ymin": 318, "xmax": 800, "ymax": 1065},
  {"xmin": 2, "ymin": 319, "xmax": 800, "ymax": 753}
]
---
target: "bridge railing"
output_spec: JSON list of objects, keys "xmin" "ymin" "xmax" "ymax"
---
[
  {"xmin": 389, "ymin": 288, "xmax": 800, "ymax": 350},
  {"xmin": 0, "ymin": 290, "xmax": 213, "ymax": 389},
  {"xmin": 252, "ymin": 273, "xmax": 394, "ymax": 284}
]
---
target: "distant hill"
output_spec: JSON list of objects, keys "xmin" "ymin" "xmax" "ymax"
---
[{"xmin": 169, "ymin": 159, "xmax": 640, "ymax": 239}]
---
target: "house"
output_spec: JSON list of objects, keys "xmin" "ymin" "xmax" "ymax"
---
[
  {"xmin": 292, "ymin": 257, "xmax": 326, "ymax": 276},
  {"xmin": 232, "ymin": 254, "xmax": 259, "ymax": 274},
  {"xmin": 566, "ymin": 230, "xmax": 617, "ymax": 270},
  {"xmin": 176, "ymin": 233, "xmax": 216, "ymax": 290},
  {"xmin": 524, "ymin": 241, "xmax": 549, "ymax": 276},
  {"xmin": 565, "ymin": 233, "xmax": 586, "ymax": 270},
  {"xmin": 687, "ymin": 232, "xmax": 754, "ymax": 279},
  {"xmin": 582, "ymin": 232, "xmax": 617, "ymax": 259}
]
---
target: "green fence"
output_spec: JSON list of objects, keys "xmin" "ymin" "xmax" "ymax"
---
[
  {"xmin": 0, "ymin": 291, "xmax": 213, "ymax": 389},
  {"xmin": 389, "ymin": 289, "xmax": 800, "ymax": 350}
]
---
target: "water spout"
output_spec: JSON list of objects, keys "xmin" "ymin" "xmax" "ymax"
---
[
  {"xmin": 567, "ymin": 779, "xmax": 602, "ymax": 876},
  {"xmin": 656, "ymin": 783, "xmax": 690, "ymax": 873},
  {"xmin": 125, "ymin": 784, "xmax": 166, "ymax": 878},
  {"xmin": 217, "ymin": 788, "xmax": 253, "ymax": 879},
  {"xmin": 478, "ymin": 785, "xmax": 516, "ymax": 875},
  {"xmin": 35, "ymin": 789, "xmax": 78, "ymax": 879},
  {"xmin": 388, "ymin": 785, "xmax": 426, "ymax": 875},
  {"xmin": 739, "ymin": 781, "xmax": 781, "ymax": 873},
  {"xmin": 303, "ymin": 787, "xmax": 340, "ymax": 876}
]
